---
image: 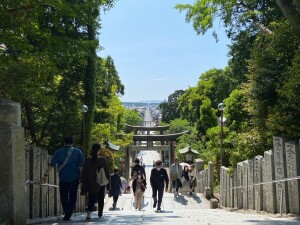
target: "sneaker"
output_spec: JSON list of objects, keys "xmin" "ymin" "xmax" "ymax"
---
[
  {"xmin": 153, "ymin": 201, "xmax": 157, "ymax": 208},
  {"xmin": 63, "ymin": 217, "xmax": 71, "ymax": 221},
  {"xmin": 112, "ymin": 203, "xmax": 116, "ymax": 209},
  {"xmin": 157, "ymin": 208, "xmax": 161, "ymax": 213}
]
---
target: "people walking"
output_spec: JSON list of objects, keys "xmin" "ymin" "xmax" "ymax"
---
[
  {"xmin": 41, "ymin": 136, "xmax": 84, "ymax": 221},
  {"xmin": 132, "ymin": 171, "xmax": 147, "ymax": 210},
  {"xmin": 189, "ymin": 164, "xmax": 197, "ymax": 196},
  {"xmin": 131, "ymin": 157, "xmax": 146, "ymax": 179},
  {"xmin": 110, "ymin": 167, "xmax": 122, "ymax": 210},
  {"xmin": 170, "ymin": 158, "xmax": 182, "ymax": 196},
  {"xmin": 80, "ymin": 143, "xmax": 110, "ymax": 220},
  {"xmin": 150, "ymin": 160, "xmax": 169, "ymax": 212}
]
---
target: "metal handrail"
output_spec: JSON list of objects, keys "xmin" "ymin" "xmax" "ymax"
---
[
  {"xmin": 25, "ymin": 180, "xmax": 84, "ymax": 218},
  {"xmin": 219, "ymin": 175, "xmax": 300, "ymax": 216},
  {"xmin": 25, "ymin": 180, "xmax": 59, "ymax": 190}
]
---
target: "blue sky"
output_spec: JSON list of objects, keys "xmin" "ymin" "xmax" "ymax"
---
[{"xmin": 98, "ymin": 0, "xmax": 230, "ymax": 102}]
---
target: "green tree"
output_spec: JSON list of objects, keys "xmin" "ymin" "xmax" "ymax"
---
[
  {"xmin": 120, "ymin": 109, "xmax": 143, "ymax": 131},
  {"xmin": 159, "ymin": 90, "xmax": 185, "ymax": 123}
]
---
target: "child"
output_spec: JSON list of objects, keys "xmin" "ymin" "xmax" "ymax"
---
[
  {"xmin": 110, "ymin": 167, "xmax": 122, "ymax": 209},
  {"xmin": 132, "ymin": 171, "xmax": 147, "ymax": 210}
]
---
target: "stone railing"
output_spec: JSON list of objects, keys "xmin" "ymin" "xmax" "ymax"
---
[
  {"xmin": 25, "ymin": 144, "xmax": 85, "ymax": 223},
  {"xmin": 220, "ymin": 136, "xmax": 300, "ymax": 215},
  {"xmin": 194, "ymin": 160, "xmax": 217, "ymax": 207}
]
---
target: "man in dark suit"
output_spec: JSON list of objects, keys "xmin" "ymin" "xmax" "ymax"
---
[{"xmin": 150, "ymin": 160, "xmax": 169, "ymax": 212}]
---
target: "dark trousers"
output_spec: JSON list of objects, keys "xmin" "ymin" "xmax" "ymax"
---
[
  {"xmin": 87, "ymin": 185, "xmax": 105, "ymax": 217},
  {"xmin": 59, "ymin": 179, "xmax": 79, "ymax": 219},
  {"xmin": 113, "ymin": 196, "xmax": 119, "ymax": 204},
  {"xmin": 172, "ymin": 178, "xmax": 182, "ymax": 191},
  {"xmin": 152, "ymin": 185, "xmax": 164, "ymax": 210}
]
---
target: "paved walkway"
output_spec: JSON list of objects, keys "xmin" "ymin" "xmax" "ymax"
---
[
  {"xmin": 33, "ymin": 151, "xmax": 300, "ymax": 224},
  {"xmin": 30, "ymin": 108, "xmax": 300, "ymax": 224}
]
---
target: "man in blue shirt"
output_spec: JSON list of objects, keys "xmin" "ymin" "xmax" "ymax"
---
[{"xmin": 41, "ymin": 136, "xmax": 84, "ymax": 221}]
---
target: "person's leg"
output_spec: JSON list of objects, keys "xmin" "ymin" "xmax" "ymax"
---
[
  {"xmin": 88, "ymin": 193, "xmax": 97, "ymax": 212},
  {"xmin": 65, "ymin": 179, "xmax": 79, "ymax": 220},
  {"xmin": 157, "ymin": 187, "xmax": 164, "ymax": 211},
  {"xmin": 134, "ymin": 191, "xmax": 139, "ymax": 209},
  {"xmin": 152, "ymin": 186, "xmax": 158, "ymax": 208},
  {"xmin": 113, "ymin": 196, "xmax": 118, "ymax": 209},
  {"xmin": 97, "ymin": 185, "xmax": 105, "ymax": 217},
  {"xmin": 59, "ymin": 181, "xmax": 68, "ymax": 215},
  {"xmin": 139, "ymin": 191, "xmax": 144, "ymax": 210},
  {"xmin": 85, "ymin": 193, "xmax": 96, "ymax": 220},
  {"xmin": 137, "ymin": 189, "xmax": 142, "ymax": 210}
]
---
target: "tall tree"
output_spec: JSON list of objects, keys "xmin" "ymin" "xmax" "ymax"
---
[{"xmin": 159, "ymin": 90, "xmax": 185, "ymax": 123}]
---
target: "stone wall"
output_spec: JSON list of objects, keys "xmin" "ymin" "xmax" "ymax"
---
[
  {"xmin": 0, "ymin": 98, "xmax": 26, "ymax": 225},
  {"xmin": 25, "ymin": 145, "xmax": 85, "ymax": 221},
  {"xmin": 220, "ymin": 137, "xmax": 300, "ymax": 215}
]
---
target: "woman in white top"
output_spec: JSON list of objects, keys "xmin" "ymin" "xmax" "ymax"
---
[{"xmin": 189, "ymin": 164, "xmax": 196, "ymax": 196}]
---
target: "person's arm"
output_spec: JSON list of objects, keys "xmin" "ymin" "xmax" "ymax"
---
[
  {"xmin": 164, "ymin": 169, "xmax": 169, "ymax": 191},
  {"xmin": 40, "ymin": 165, "xmax": 54, "ymax": 183},
  {"xmin": 142, "ymin": 166, "xmax": 146, "ymax": 179},
  {"xmin": 150, "ymin": 169, "xmax": 154, "ymax": 186},
  {"xmin": 81, "ymin": 161, "xmax": 88, "ymax": 195}
]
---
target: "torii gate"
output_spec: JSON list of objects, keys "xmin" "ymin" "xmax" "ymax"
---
[{"xmin": 124, "ymin": 124, "xmax": 189, "ymax": 180}]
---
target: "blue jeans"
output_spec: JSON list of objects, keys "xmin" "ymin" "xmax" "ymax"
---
[{"xmin": 59, "ymin": 179, "xmax": 79, "ymax": 219}]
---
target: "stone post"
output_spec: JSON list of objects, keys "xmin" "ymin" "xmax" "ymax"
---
[
  {"xmin": 254, "ymin": 155, "xmax": 263, "ymax": 211},
  {"xmin": 243, "ymin": 160, "xmax": 249, "ymax": 209},
  {"xmin": 273, "ymin": 136, "xmax": 289, "ymax": 213},
  {"xmin": 262, "ymin": 150, "xmax": 277, "ymax": 213},
  {"xmin": 247, "ymin": 159, "xmax": 255, "ymax": 210},
  {"xmin": 236, "ymin": 162, "xmax": 243, "ymax": 209},
  {"xmin": 285, "ymin": 141, "xmax": 300, "ymax": 214},
  {"xmin": 194, "ymin": 158, "xmax": 204, "ymax": 173},
  {"xmin": 0, "ymin": 98, "xmax": 26, "ymax": 224},
  {"xmin": 208, "ymin": 162, "xmax": 214, "ymax": 196}
]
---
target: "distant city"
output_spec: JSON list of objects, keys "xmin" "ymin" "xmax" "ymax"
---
[{"xmin": 122, "ymin": 101, "xmax": 163, "ymax": 108}]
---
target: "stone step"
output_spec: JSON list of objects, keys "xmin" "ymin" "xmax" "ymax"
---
[{"xmin": 103, "ymin": 192, "xmax": 210, "ymax": 211}]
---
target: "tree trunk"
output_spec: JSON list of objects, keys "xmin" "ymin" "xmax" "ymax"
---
[
  {"xmin": 83, "ymin": 24, "xmax": 97, "ymax": 156},
  {"xmin": 23, "ymin": 100, "xmax": 37, "ymax": 144},
  {"xmin": 276, "ymin": 0, "xmax": 300, "ymax": 34}
]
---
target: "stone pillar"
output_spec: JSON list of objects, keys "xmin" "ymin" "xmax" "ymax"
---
[
  {"xmin": 243, "ymin": 160, "xmax": 249, "ymax": 210},
  {"xmin": 262, "ymin": 150, "xmax": 277, "ymax": 213},
  {"xmin": 208, "ymin": 162, "xmax": 214, "ymax": 196},
  {"xmin": 194, "ymin": 159, "xmax": 204, "ymax": 173},
  {"xmin": 247, "ymin": 159, "xmax": 255, "ymax": 210},
  {"xmin": 229, "ymin": 173, "xmax": 233, "ymax": 208},
  {"xmin": 236, "ymin": 162, "xmax": 243, "ymax": 209},
  {"xmin": 273, "ymin": 136, "xmax": 289, "ymax": 213},
  {"xmin": 285, "ymin": 141, "xmax": 300, "ymax": 214},
  {"xmin": 254, "ymin": 155, "xmax": 263, "ymax": 211},
  {"xmin": 0, "ymin": 98, "xmax": 26, "ymax": 224}
]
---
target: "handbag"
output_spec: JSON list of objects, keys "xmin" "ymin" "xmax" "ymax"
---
[{"xmin": 96, "ymin": 167, "xmax": 109, "ymax": 186}]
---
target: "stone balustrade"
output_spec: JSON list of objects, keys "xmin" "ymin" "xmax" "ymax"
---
[{"xmin": 220, "ymin": 137, "xmax": 300, "ymax": 215}]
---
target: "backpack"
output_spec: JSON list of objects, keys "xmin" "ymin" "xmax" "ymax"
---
[{"xmin": 96, "ymin": 167, "xmax": 109, "ymax": 186}]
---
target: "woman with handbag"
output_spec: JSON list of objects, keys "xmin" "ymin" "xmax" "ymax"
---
[
  {"xmin": 132, "ymin": 171, "xmax": 147, "ymax": 210},
  {"xmin": 81, "ymin": 143, "xmax": 110, "ymax": 220}
]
